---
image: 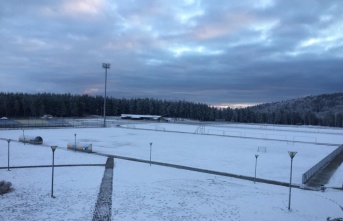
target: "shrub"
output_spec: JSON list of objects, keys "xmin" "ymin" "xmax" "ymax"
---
[
  {"xmin": 0, "ymin": 180, "xmax": 12, "ymax": 194},
  {"xmin": 327, "ymin": 217, "xmax": 343, "ymax": 221}
]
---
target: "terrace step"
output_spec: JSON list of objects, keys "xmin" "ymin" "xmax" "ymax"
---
[{"xmin": 305, "ymin": 149, "xmax": 343, "ymax": 188}]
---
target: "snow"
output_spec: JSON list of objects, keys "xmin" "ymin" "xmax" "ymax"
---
[
  {"xmin": 328, "ymin": 163, "xmax": 343, "ymax": 188},
  {"xmin": 113, "ymin": 159, "xmax": 342, "ymax": 221},
  {"xmin": 0, "ymin": 121, "xmax": 342, "ymax": 220}
]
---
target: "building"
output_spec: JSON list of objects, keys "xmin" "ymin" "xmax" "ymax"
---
[{"xmin": 120, "ymin": 114, "xmax": 167, "ymax": 122}]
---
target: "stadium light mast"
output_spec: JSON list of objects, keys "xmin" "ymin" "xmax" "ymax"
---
[
  {"xmin": 102, "ymin": 63, "xmax": 110, "ymax": 127},
  {"xmin": 288, "ymin": 151, "xmax": 297, "ymax": 210}
]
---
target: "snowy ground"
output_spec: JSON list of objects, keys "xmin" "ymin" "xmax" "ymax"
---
[{"xmin": 0, "ymin": 121, "xmax": 342, "ymax": 220}]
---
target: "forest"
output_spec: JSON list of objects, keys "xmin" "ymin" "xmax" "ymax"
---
[{"xmin": 0, "ymin": 92, "xmax": 342, "ymax": 127}]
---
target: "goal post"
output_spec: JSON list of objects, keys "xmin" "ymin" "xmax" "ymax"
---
[{"xmin": 257, "ymin": 146, "xmax": 267, "ymax": 153}]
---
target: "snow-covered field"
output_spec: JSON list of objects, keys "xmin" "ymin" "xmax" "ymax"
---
[{"xmin": 0, "ymin": 121, "xmax": 342, "ymax": 220}]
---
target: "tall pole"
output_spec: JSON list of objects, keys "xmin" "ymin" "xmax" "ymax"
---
[
  {"xmin": 7, "ymin": 139, "xmax": 11, "ymax": 171},
  {"xmin": 51, "ymin": 146, "xmax": 57, "ymax": 198},
  {"xmin": 102, "ymin": 63, "xmax": 110, "ymax": 128},
  {"xmin": 23, "ymin": 130, "xmax": 25, "ymax": 145},
  {"xmin": 288, "ymin": 151, "xmax": 297, "ymax": 210},
  {"xmin": 150, "ymin": 142, "xmax": 152, "ymax": 166},
  {"xmin": 74, "ymin": 133, "xmax": 77, "ymax": 152},
  {"xmin": 254, "ymin": 154, "xmax": 259, "ymax": 183}
]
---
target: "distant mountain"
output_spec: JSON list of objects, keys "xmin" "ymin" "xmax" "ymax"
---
[{"xmin": 249, "ymin": 93, "xmax": 343, "ymax": 127}]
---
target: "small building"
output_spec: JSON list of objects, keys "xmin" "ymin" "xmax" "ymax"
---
[
  {"xmin": 41, "ymin": 114, "xmax": 53, "ymax": 119},
  {"xmin": 19, "ymin": 136, "xmax": 43, "ymax": 145},
  {"xmin": 67, "ymin": 143, "xmax": 92, "ymax": 153},
  {"xmin": 121, "ymin": 114, "xmax": 167, "ymax": 122}
]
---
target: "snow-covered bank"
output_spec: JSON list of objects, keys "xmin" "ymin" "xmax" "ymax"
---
[{"xmin": 0, "ymin": 122, "xmax": 342, "ymax": 220}]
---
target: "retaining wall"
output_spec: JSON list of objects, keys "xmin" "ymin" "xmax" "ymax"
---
[{"xmin": 302, "ymin": 144, "xmax": 343, "ymax": 184}]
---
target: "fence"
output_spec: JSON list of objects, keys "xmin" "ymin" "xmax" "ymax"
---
[
  {"xmin": 302, "ymin": 144, "xmax": 343, "ymax": 184},
  {"xmin": 0, "ymin": 118, "xmax": 104, "ymax": 130}
]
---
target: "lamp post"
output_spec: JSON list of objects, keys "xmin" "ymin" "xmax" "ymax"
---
[
  {"xmin": 149, "ymin": 142, "xmax": 152, "ymax": 166},
  {"xmin": 7, "ymin": 139, "xmax": 11, "ymax": 171},
  {"xmin": 102, "ymin": 63, "xmax": 110, "ymax": 128},
  {"xmin": 23, "ymin": 130, "xmax": 25, "ymax": 145},
  {"xmin": 51, "ymin": 146, "xmax": 57, "ymax": 198},
  {"xmin": 254, "ymin": 154, "xmax": 259, "ymax": 183},
  {"xmin": 288, "ymin": 151, "xmax": 297, "ymax": 210},
  {"xmin": 74, "ymin": 133, "xmax": 77, "ymax": 152}
]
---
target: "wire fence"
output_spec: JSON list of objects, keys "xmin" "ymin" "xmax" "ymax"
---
[{"xmin": 0, "ymin": 117, "xmax": 105, "ymax": 130}]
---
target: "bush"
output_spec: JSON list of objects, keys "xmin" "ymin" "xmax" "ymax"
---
[
  {"xmin": 327, "ymin": 218, "xmax": 343, "ymax": 221},
  {"xmin": 0, "ymin": 180, "xmax": 12, "ymax": 194}
]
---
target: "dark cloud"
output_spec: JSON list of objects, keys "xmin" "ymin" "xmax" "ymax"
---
[{"xmin": 1, "ymin": 0, "xmax": 342, "ymax": 107}]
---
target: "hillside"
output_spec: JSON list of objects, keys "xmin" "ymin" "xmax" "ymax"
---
[{"xmin": 249, "ymin": 93, "xmax": 343, "ymax": 127}]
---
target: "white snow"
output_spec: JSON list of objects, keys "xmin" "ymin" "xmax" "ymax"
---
[{"xmin": 0, "ymin": 121, "xmax": 342, "ymax": 220}]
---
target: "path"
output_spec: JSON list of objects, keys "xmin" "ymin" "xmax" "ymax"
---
[{"xmin": 92, "ymin": 157, "xmax": 114, "ymax": 221}]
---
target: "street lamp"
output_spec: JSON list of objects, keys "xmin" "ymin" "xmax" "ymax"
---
[
  {"xmin": 149, "ymin": 142, "xmax": 152, "ymax": 166},
  {"xmin": 23, "ymin": 130, "xmax": 25, "ymax": 145},
  {"xmin": 102, "ymin": 63, "xmax": 110, "ymax": 128},
  {"xmin": 254, "ymin": 154, "xmax": 259, "ymax": 183},
  {"xmin": 7, "ymin": 139, "xmax": 11, "ymax": 171},
  {"xmin": 288, "ymin": 151, "xmax": 297, "ymax": 210},
  {"xmin": 74, "ymin": 133, "xmax": 77, "ymax": 152},
  {"xmin": 51, "ymin": 146, "xmax": 57, "ymax": 198}
]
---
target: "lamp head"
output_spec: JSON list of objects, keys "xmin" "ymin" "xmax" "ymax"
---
[
  {"xmin": 102, "ymin": 63, "xmax": 111, "ymax": 69},
  {"xmin": 288, "ymin": 151, "xmax": 297, "ymax": 159}
]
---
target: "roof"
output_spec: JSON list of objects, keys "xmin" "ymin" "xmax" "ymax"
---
[{"xmin": 121, "ymin": 114, "xmax": 162, "ymax": 120}]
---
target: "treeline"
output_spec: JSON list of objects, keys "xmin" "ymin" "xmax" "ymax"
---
[
  {"xmin": 0, "ymin": 92, "xmax": 223, "ymax": 121},
  {"xmin": 249, "ymin": 93, "xmax": 343, "ymax": 127},
  {"xmin": 0, "ymin": 92, "xmax": 342, "ymax": 127}
]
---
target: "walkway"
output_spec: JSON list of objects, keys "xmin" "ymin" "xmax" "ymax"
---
[{"xmin": 92, "ymin": 157, "xmax": 114, "ymax": 221}]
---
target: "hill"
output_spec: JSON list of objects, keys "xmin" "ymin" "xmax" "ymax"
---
[{"xmin": 249, "ymin": 93, "xmax": 343, "ymax": 127}]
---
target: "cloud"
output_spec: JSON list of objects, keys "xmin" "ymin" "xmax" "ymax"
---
[
  {"xmin": 61, "ymin": 0, "xmax": 104, "ymax": 16},
  {"xmin": 1, "ymin": 0, "xmax": 342, "ymax": 107}
]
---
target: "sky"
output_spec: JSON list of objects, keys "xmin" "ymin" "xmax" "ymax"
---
[{"xmin": 1, "ymin": 0, "xmax": 342, "ymax": 107}]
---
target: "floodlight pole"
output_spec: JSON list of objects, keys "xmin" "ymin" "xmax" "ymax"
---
[
  {"xmin": 51, "ymin": 146, "xmax": 57, "ymax": 198},
  {"xmin": 254, "ymin": 154, "xmax": 259, "ymax": 183},
  {"xmin": 288, "ymin": 151, "xmax": 297, "ymax": 210},
  {"xmin": 102, "ymin": 63, "xmax": 110, "ymax": 128},
  {"xmin": 150, "ymin": 142, "xmax": 152, "ymax": 166},
  {"xmin": 7, "ymin": 139, "xmax": 11, "ymax": 171}
]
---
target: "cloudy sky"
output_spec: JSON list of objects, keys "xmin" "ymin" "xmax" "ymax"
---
[{"xmin": 1, "ymin": 0, "xmax": 342, "ymax": 107}]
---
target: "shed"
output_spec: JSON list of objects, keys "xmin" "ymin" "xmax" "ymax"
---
[
  {"xmin": 67, "ymin": 143, "xmax": 92, "ymax": 153},
  {"xmin": 121, "ymin": 114, "xmax": 166, "ymax": 121},
  {"xmin": 19, "ymin": 136, "xmax": 43, "ymax": 145}
]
